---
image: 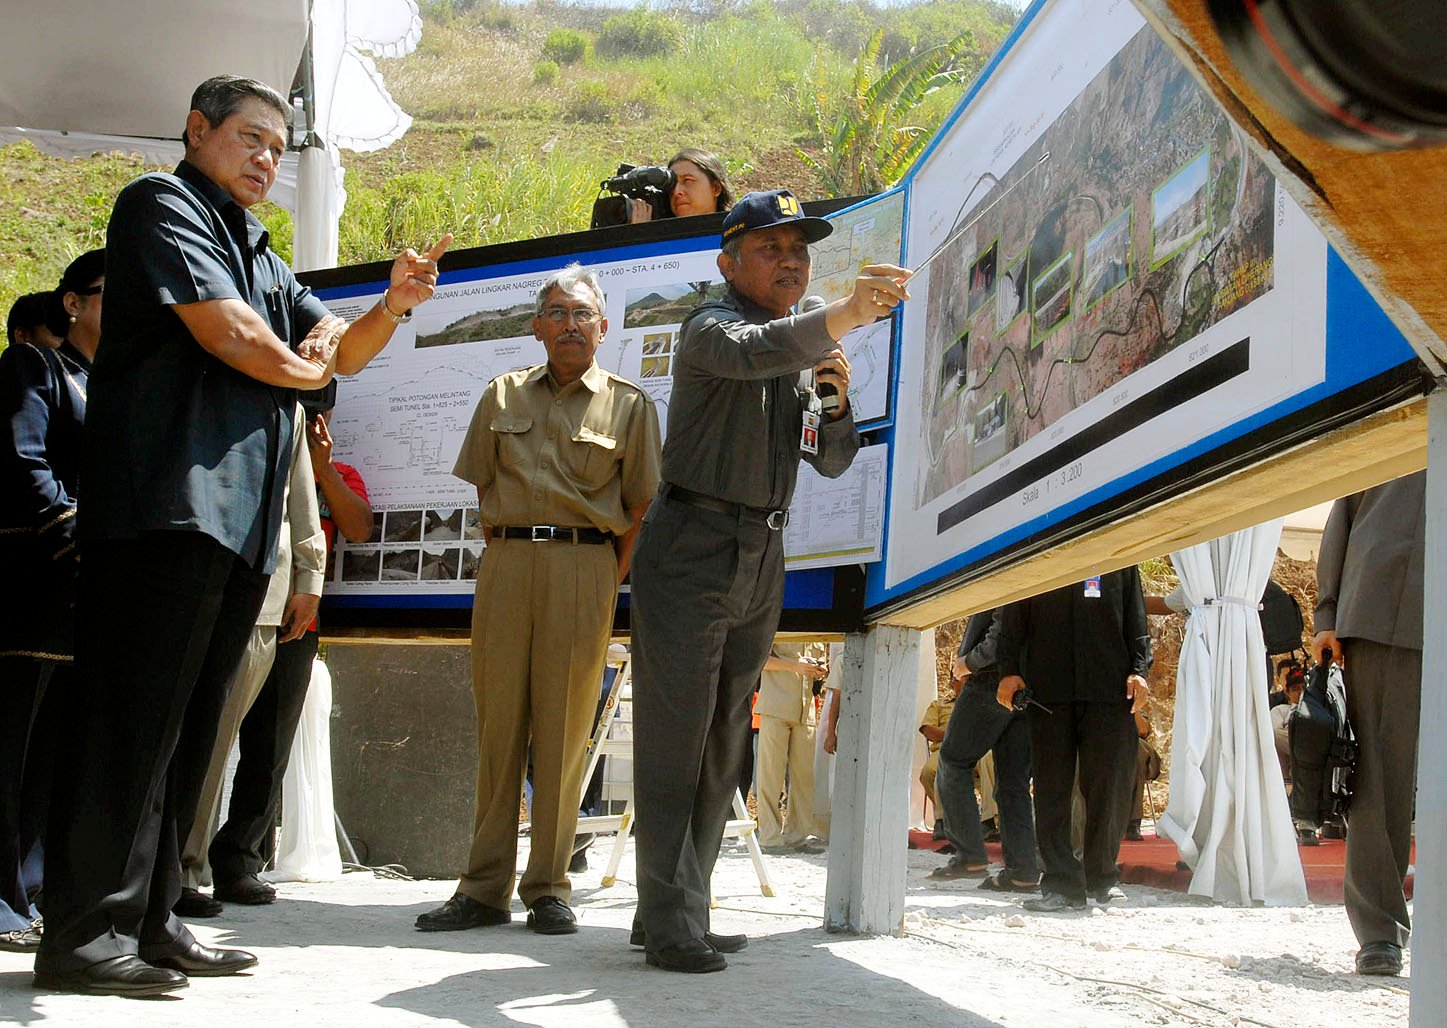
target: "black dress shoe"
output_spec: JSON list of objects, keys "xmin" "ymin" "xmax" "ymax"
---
[
  {"xmin": 526, "ymin": 896, "xmax": 578, "ymax": 935},
  {"xmin": 415, "ymin": 893, "xmax": 511, "ymax": 932},
  {"xmin": 213, "ymin": 873, "xmax": 276, "ymax": 905},
  {"xmin": 141, "ymin": 940, "xmax": 258, "ymax": 977},
  {"xmin": 1355, "ymin": 941, "xmax": 1403, "ymax": 976},
  {"xmin": 629, "ymin": 924, "xmax": 747, "ymax": 953},
  {"xmin": 34, "ymin": 955, "xmax": 188, "ymax": 997},
  {"xmin": 646, "ymin": 938, "xmax": 728, "ymax": 973},
  {"xmin": 173, "ymin": 887, "xmax": 224, "ymax": 918},
  {"xmin": 1023, "ymin": 891, "xmax": 1087, "ymax": 912}
]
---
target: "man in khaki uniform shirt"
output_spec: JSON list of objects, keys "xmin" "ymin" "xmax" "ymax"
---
[
  {"xmin": 755, "ymin": 641, "xmax": 828, "ymax": 851},
  {"xmin": 919, "ymin": 679, "xmax": 996, "ymax": 833},
  {"xmin": 415, "ymin": 264, "xmax": 660, "ymax": 937}
]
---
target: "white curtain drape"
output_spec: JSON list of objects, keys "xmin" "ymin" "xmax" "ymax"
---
[{"xmin": 1156, "ymin": 520, "xmax": 1308, "ymax": 905}]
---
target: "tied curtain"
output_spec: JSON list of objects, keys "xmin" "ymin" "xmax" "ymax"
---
[{"xmin": 1156, "ymin": 521, "xmax": 1308, "ymax": 905}]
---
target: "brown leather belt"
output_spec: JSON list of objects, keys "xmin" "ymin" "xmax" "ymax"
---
[
  {"xmin": 661, "ymin": 484, "xmax": 790, "ymax": 530},
  {"xmin": 497, "ymin": 525, "xmax": 612, "ymax": 544}
]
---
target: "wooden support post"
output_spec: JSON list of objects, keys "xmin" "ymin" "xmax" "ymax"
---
[
  {"xmin": 1413, "ymin": 387, "xmax": 1446, "ymax": 1027},
  {"xmin": 825, "ymin": 624, "xmax": 932, "ymax": 934}
]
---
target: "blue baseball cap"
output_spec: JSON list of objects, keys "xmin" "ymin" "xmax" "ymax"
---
[{"xmin": 721, "ymin": 189, "xmax": 834, "ymax": 245}]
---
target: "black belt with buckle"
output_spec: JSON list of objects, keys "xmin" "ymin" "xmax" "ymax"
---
[
  {"xmin": 497, "ymin": 525, "xmax": 613, "ymax": 544},
  {"xmin": 661, "ymin": 484, "xmax": 790, "ymax": 530}
]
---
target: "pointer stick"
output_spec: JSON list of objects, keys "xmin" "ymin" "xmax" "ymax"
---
[{"xmin": 912, "ymin": 151, "xmax": 1052, "ymax": 275}]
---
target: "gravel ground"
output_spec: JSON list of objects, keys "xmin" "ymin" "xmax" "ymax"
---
[{"xmin": 0, "ymin": 838, "xmax": 1409, "ymax": 1027}]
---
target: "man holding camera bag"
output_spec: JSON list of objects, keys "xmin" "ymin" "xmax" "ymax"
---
[{"xmin": 1314, "ymin": 471, "xmax": 1424, "ymax": 977}]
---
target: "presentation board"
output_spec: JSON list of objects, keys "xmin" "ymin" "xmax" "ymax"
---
[
  {"xmin": 301, "ymin": 203, "xmax": 877, "ymax": 633},
  {"xmin": 861, "ymin": 0, "xmax": 1426, "ymax": 616}
]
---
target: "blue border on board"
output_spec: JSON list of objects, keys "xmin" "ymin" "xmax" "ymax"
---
[
  {"xmin": 822, "ymin": 185, "xmax": 908, "ymax": 432},
  {"xmin": 315, "ymin": 234, "xmax": 724, "ymax": 302},
  {"xmin": 862, "ymin": 248, "xmax": 1419, "ymax": 610},
  {"xmin": 322, "ymin": 565, "xmax": 838, "ymax": 611}
]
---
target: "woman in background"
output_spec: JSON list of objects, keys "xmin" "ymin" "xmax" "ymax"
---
[
  {"xmin": 0, "ymin": 249, "xmax": 104, "ymax": 952},
  {"xmin": 628, "ymin": 148, "xmax": 734, "ymax": 222}
]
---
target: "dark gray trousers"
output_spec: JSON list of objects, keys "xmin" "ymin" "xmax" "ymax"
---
[
  {"xmin": 630, "ymin": 496, "xmax": 784, "ymax": 949},
  {"xmin": 1342, "ymin": 637, "xmax": 1421, "ymax": 948}
]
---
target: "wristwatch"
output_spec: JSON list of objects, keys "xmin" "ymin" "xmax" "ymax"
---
[{"xmin": 379, "ymin": 289, "xmax": 412, "ymax": 324}]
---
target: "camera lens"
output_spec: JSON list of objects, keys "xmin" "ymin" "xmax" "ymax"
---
[{"xmin": 1208, "ymin": 0, "xmax": 1447, "ymax": 151}]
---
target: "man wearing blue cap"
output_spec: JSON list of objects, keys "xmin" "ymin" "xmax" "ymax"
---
[{"xmin": 629, "ymin": 189, "xmax": 910, "ymax": 972}]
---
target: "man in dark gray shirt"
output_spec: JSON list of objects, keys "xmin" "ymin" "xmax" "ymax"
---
[
  {"xmin": 628, "ymin": 189, "xmax": 909, "ymax": 972},
  {"xmin": 1314, "ymin": 472, "xmax": 1424, "ymax": 977}
]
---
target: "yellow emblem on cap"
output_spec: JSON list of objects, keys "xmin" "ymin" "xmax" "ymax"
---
[{"xmin": 776, "ymin": 193, "xmax": 801, "ymax": 217}]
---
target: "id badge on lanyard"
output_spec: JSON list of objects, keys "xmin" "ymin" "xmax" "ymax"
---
[
  {"xmin": 800, "ymin": 387, "xmax": 822, "ymax": 456},
  {"xmin": 1084, "ymin": 575, "xmax": 1101, "ymax": 598}
]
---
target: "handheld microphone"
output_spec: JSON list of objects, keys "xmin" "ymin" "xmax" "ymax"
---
[{"xmin": 799, "ymin": 295, "xmax": 841, "ymax": 413}]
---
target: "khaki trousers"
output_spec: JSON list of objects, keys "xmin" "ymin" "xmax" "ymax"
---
[
  {"xmin": 458, "ymin": 537, "xmax": 616, "ymax": 909},
  {"xmin": 756, "ymin": 714, "xmax": 815, "ymax": 847},
  {"xmin": 181, "ymin": 625, "xmax": 278, "ymax": 888}
]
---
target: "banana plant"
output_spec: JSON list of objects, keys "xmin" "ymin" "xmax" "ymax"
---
[{"xmin": 799, "ymin": 28, "xmax": 975, "ymax": 196}]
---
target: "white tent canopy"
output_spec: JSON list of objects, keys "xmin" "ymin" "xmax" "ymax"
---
[{"xmin": 0, "ymin": 0, "xmax": 419, "ymax": 270}]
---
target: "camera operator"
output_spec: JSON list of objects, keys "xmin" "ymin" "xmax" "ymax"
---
[{"xmin": 592, "ymin": 149, "xmax": 734, "ymax": 228}]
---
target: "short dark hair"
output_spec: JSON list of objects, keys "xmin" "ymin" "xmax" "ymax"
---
[
  {"xmin": 182, "ymin": 75, "xmax": 291, "ymax": 147},
  {"xmin": 7, "ymin": 292, "xmax": 51, "ymax": 346},
  {"xmin": 668, "ymin": 149, "xmax": 734, "ymax": 212}
]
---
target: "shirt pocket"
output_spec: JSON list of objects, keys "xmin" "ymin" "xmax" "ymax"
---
[
  {"xmin": 563, "ymin": 425, "xmax": 617, "ymax": 490},
  {"xmin": 490, "ymin": 416, "xmax": 534, "ymax": 469}
]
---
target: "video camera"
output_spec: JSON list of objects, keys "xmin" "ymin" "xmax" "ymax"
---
[{"xmin": 590, "ymin": 163, "xmax": 677, "ymax": 229}]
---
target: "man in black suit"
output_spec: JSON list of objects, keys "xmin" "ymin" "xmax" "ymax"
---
[
  {"xmin": 1314, "ymin": 472, "xmax": 1424, "ymax": 977},
  {"xmin": 997, "ymin": 568, "xmax": 1152, "ymax": 912}
]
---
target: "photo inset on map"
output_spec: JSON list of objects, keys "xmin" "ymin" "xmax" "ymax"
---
[
  {"xmin": 423, "ymin": 507, "xmax": 464, "ymax": 542},
  {"xmin": 460, "ymin": 543, "xmax": 484, "ymax": 580},
  {"xmin": 995, "ymin": 252, "xmax": 1027, "ymax": 335},
  {"xmin": 642, "ymin": 331, "xmax": 673, "ymax": 356},
  {"xmin": 342, "ymin": 547, "xmax": 381, "ymax": 583},
  {"xmin": 968, "ymin": 240, "xmax": 998, "ymax": 316},
  {"xmin": 414, "ymin": 301, "xmax": 534, "ymax": 348},
  {"xmin": 1081, "ymin": 208, "xmax": 1133, "ymax": 310},
  {"xmin": 641, "ymin": 356, "xmax": 671, "ymax": 378},
  {"xmin": 369, "ymin": 510, "xmax": 384, "ymax": 542},
  {"xmin": 624, "ymin": 281, "xmax": 719, "ymax": 329},
  {"xmin": 421, "ymin": 545, "xmax": 461, "ymax": 581},
  {"xmin": 914, "ymin": 25, "xmax": 1276, "ymax": 509},
  {"xmin": 1031, "ymin": 253, "xmax": 1073, "ymax": 344},
  {"xmin": 1152, "ymin": 149, "xmax": 1210, "ymax": 268},
  {"xmin": 382, "ymin": 509, "xmax": 423, "ymax": 543},
  {"xmin": 463, "ymin": 509, "xmax": 487, "ymax": 541},
  {"xmin": 382, "ymin": 549, "xmax": 420, "ymax": 581},
  {"xmin": 972, "ymin": 391, "xmax": 1009, "ymax": 472},
  {"xmin": 936, "ymin": 332, "xmax": 969, "ymax": 406}
]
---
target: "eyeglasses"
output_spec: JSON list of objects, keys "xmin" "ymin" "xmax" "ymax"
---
[{"xmin": 540, "ymin": 306, "xmax": 600, "ymax": 325}]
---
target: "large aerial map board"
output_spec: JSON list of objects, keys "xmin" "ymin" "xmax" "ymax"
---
[
  {"xmin": 300, "ymin": 203, "xmax": 876, "ymax": 633},
  {"xmin": 864, "ymin": 0, "xmax": 1424, "ymax": 615}
]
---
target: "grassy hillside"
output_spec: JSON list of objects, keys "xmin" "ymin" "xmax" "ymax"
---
[{"xmin": 0, "ymin": 0, "xmax": 1016, "ymax": 323}]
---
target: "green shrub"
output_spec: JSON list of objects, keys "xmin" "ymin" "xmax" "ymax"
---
[
  {"xmin": 533, "ymin": 59, "xmax": 560, "ymax": 86},
  {"xmin": 597, "ymin": 11, "xmax": 682, "ymax": 59},
  {"xmin": 543, "ymin": 28, "xmax": 589, "ymax": 66},
  {"xmin": 567, "ymin": 80, "xmax": 614, "ymax": 123}
]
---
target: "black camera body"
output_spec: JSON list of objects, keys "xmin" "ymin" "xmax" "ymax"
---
[{"xmin": 590, "ymin": 163, "xmax": 677, "ymax": 229}]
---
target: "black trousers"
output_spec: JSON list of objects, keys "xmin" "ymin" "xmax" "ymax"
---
[
  {"xmin": 936, "ymin": 680, "xmax": 1037, "ymax": 878},
  {"xmin": 37, "ymin": 533, "xmax": 267, "ymax": 971},
  {"xmin": 0, "ymin": 658, "xmax": 63, "ymax": 926},
  {"xmin": 209, "ymin": 629, "xmax": 319, "ymax": 883},
  {"xmin": 630, "ymin": 497, "xmax": 785, "ymax": 949},
  {"xmin": 1029, "ymin": 699, "xmax": 1137, "ymax": 900}
]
